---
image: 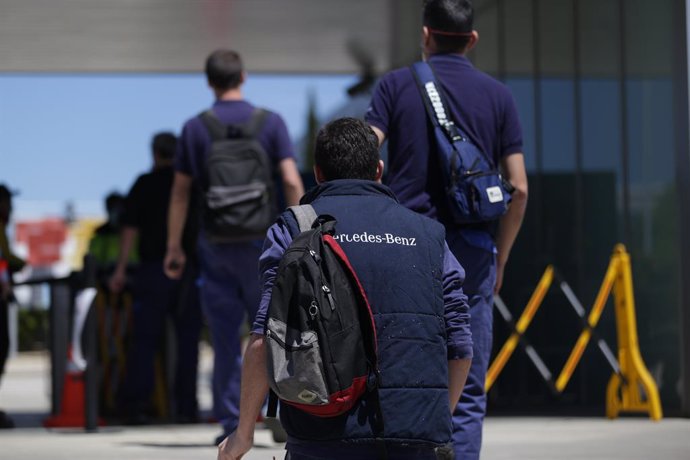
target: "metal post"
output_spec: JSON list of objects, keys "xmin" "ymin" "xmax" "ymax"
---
[
  {"xmin": 532, "ymin": 0, "xmax": 545, "ymax": 256},
  {"xmin": 618, "ymin": 0, "xmax": 631, "ymax": 245},
  {"xmin": 389, "ymin": 0, "xmax": 423, "ymax": 69},
  {"xmin": 675, "ymin": 0, "xmax": 690, "ymax": 418},
  {"xmin": 82, "ymin": 255, "xmax": 99, "ymax": 431},
  {"xmin": 49, "ymin": 281, "xmax": 71, "ymax": 417}
]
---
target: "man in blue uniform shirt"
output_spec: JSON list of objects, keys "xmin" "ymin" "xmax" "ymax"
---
[
  {"xmin": 164, "ymin": 49, "xmax": 305, "ymax": 443},
  {"xmin": 366, "ymin": 1, "xmax": 529, "ymax": 458},
  {"xmin": 218, "ymin": 118, "xmax": 472, "ymax": 460}
]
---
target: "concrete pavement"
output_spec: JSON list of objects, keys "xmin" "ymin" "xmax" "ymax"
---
[{"xmin": 1, "ymin": 351, "xmax": 688, "ymax": 460}]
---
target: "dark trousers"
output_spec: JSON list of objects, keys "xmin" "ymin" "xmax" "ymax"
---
[
  {"xmin": 0, "ymin": 299, "xmax": 8, "ymax": 384},
  {"xmin": 119, "ymin": 261, "xmax": 202, "ymax": 419}
]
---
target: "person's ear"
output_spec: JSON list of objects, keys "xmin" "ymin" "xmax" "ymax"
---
[
  {"xmin": 239, "ymin": 71, "xmax": 247, "ymax": 85},
  {"xmin": 465, "ymin": 30, "xmax": 480, "ymax": 52},
  {"xmin": 375, "ymin": 160, "xmax": 385, "ymax": 183},
  {"xmin": 422, "ymin": 26, "xmax": 432, "ymax": 55},
  {"xmin": 313, "ymin": 165, "xmax": 326, "ymax": 184}
]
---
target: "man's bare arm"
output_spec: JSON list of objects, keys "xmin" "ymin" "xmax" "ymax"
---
[
  {"xmin": 164, "ymin": 172, "xmax": 192, "ymax": 279},
  {"xmin": 448, "ymin": 358, "xmax": 472, "ymax": 411},
  {"xmin": 278, "ymin": 158, "xmax": 305, "ymax": 206},
  {"xmin": 370, "ymin": 125, "xmax": 386, "ymax": 147},
  {"xmin": 495, "ymin": 153, "xmax": 528, "ymax": 293},
  {"xmin": 217, "ymin": 334, "xmax": 269, "ymax": 460}
]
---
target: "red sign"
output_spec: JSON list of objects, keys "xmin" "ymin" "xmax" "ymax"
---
[{"xmin": 15, "ymin": 219, "xmax": 68, "ymax": 267}]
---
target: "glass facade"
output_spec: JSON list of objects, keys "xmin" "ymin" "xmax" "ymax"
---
[{"xmin": 468, "ymin": 0, "xmax": 685, "ymax": 413}]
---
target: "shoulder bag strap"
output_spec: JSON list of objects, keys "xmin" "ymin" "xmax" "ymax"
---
[
  {"xmin": 410, "ymin": 62, "xmax": 462, "ymax": 140},
  {"xmin": 411, "ymin": 61, "xmax": 466, "ymax": 175},
  {"xmin": 411, "ymin": 61, "xmax": 494, "ymax": 169}
]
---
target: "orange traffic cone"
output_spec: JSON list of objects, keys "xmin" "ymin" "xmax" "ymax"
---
[{"xmin": 43, "ymin": 347, "xmax": 103, "ymax": 428}]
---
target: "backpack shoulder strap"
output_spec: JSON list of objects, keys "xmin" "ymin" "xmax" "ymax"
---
[
  {"xmin": 288, "ymin": 204, "xmax": 318, "ymax": 232},
  {"xmin": 241, "ymin": 108, "xmax": 269, "ymax": 138},
  {"xmin": 198, "ymin": 110, "xmax": 227, "ymax": 141},
  {"xmin": 199, "ymin": 108, "xmax": 268, "ymax": 141}
]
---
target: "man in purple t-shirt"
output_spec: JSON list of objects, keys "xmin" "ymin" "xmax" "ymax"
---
[
  {"xmin": 366, "ymin": 1, "xmax": 528, "ymax": 458},
  {"xmin": 164, "ymin": 49, "xmax": 304, "ymax": 444}
]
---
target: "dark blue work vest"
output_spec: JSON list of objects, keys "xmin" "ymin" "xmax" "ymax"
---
[{"xmin": 279, "ymin": 180, "xmax": 451, "ymax": 447}]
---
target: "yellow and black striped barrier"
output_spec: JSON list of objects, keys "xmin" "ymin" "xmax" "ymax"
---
[
  {"xmin": 485, "ymin": 265, "xmax": 554, "ymax": 393},
  {"xmin": 487, "ymin": 244, "xmax": 662, "ymax": 421}
]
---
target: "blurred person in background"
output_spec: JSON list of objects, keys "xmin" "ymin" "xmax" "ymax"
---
[
  {"xmin": 164, "ymin": 49, "xmax": 304, "ymax": 444},
  {"xmin": 109, "ymin": 133, "xmax": 201, "ymax": 424},
  {"xmin": 0, "ymin": 184, "xmax": 26, "ymax": 429},
  {"xmin": 89, "ymin": 192, "xmax": 136, "ymax": 276}
]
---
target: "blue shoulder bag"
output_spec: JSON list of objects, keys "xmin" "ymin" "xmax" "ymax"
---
[{"xmin": 411, "ymin": 61, "xmax": 513, "ymax": 224}]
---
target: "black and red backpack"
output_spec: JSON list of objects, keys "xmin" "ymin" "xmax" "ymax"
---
[{"xmin": 265, "ymin": 205, "xmax": 380, "ymax": 418}]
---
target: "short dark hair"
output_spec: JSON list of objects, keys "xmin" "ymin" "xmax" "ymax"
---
[
  {"xmin": 205, "ymin": 49, "xmax": 244, "ymax": 91},
  {"xmin": 0, "ymin": 184, "xmax": 12, "ymax": 203},
  {"xmin": 151, "ymin": 132, "xmax": 177, "ymax": 160},
  {"xmin": 314, "ymin": 118, "xmax": 380, "ymax": 182},
  {"xmin": 423, "ymin": 0, "xmax": 474, "ymax": 53},
  {"xmin": 105, "ymin": 192, "xmax": 125, "ymax": 213},
  {"xmin": 0, "ymin": 184, "xmax": 13, "ymax": 219}
]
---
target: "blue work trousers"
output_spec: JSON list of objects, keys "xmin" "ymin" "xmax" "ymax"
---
[
  {"xmin": 121, "ymin": 260, "xmax": 201, "ymax": 419},
  {"xmin": 447, "ymin": 229, "xmax": 496, "ymax": 460},
  {"xmin": 197, "ymin": 237, "xmax": 261, "ymax": 435}
]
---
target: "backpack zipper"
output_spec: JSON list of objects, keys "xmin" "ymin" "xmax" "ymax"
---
[
  {"xmin": 266, "ymin": 329, "xmax": 314, "ymax": 351},
  {"xmin": 322, "ymin": 285, "xmax": 335, "ymax": 311},
  {"xmin": 309, "ymin": 247, "xmax": 335, "ymax": 311}
]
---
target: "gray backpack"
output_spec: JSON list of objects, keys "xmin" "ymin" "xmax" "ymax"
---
[{"xmin": 199, "ymin": 108, "xmax": 276, "ymax": 241}]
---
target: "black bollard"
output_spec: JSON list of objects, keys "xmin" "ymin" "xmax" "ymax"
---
[
  {"xmin": 82, "ymin": 254, "xmax": 99, "ymax": 432},
  {"xmin": 49, "ymin": 281, "xmax": 71, "ymax": 418}
]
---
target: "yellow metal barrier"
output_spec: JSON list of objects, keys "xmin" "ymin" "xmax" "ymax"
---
[
  {"xmin": 485, "ymin": 265, "xmax": 554, "ymax": 392},
  {"xmin": 606, "ymin": 245, "xmax": 663, "ymax": 420},
  {"xmin": 487, "ymin": 244, "xmax": 662, "ymax": 420},
  {"xmin": 554, "ymin": 258, "xmax": 618, "ymax": 392}
]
